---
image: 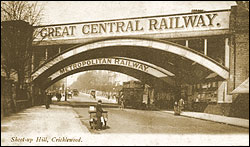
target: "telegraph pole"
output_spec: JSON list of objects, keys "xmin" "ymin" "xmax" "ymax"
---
[{"xmin": 65, "ymin": 77, "xmax": 67, "ymax": 101}]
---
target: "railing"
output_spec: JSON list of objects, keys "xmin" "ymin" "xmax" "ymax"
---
[{"xmin": 15, "ymin": 99, "xmax": 31, "ymax": 112}]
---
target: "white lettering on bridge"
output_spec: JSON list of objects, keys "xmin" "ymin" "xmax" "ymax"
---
[{"xmin": 49, "ymin": 57, "xmax": 170, "ymax": 81}]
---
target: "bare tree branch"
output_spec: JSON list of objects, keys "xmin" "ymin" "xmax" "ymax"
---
[
  {"xmin": 236, "ymin": 1, "xmax": 249, "ymax": 12},
  {"xmin": 1, "ymin": 1, "xmax": 44, "ymax": 25},
  {"xmin": 1, "ymin": 1, "xmax": 44, "ymax": 99}
]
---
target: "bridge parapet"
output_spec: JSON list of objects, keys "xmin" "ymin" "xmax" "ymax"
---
[{"xmin": 32, "ymin": 9, "xmax": 230, "ymax": 46}]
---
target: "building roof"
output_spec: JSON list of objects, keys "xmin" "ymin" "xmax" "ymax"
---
[{"xmin": 231, "ymin": 77, "xmax": 249, "ymax": 94}]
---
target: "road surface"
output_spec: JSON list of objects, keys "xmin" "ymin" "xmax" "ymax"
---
[
  {"xmin": 70, "ymin": 92, "xmax": 248, "ymax": 134},
  {"xmin": 74, "ymin": 107, "xmax": 249, "ymax": 134},
  {"xmin": 52, "ymin": 92, "xmax": 117, "ymax": 104}
]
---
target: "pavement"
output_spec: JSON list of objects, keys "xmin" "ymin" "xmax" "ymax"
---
[
  {"xmin": 1, "ymin": 104, "xmax": 90, "ymax": 146},
  {"xmin": 163, "ymin": 110, "xmax": 249, "ymax": 128}
]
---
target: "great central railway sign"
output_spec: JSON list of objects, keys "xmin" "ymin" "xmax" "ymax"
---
[{"xmin": 34, "ymin": 10, "xmax": 230, "ymax": 42}]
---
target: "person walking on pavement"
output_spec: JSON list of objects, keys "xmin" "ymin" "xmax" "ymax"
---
[
  {"xmin": 48, "ymin": 91, "xmax": 53, "ymax": 105},
  {"xmin": 174, "ymin": 101, "xmax": 180, "ymax": 115},
  {"xmin": 121, "ymin": 98, "xmax": 125, "ymax": 110},
  {"xmin": 119, "ymin": 93, "xmax": 125, "ymax": 110},
  {"xmin": 45, "ymin": 91, "xmax": 50, "ymax": 109},
  {"xmin": 56, "ymin": 92, "xmax": 62, "ymax": 102},
  {"xmin": 96, "ymin": 100, "xmax": 103, "ymax": 130},
  {"xmin": 178, "ymin": 98, "xmax": 185, "ymax": 113}
]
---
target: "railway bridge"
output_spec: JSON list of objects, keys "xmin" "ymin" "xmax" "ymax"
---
[{"xmin": 20, "ymin": 6, "xmax": 249, "ymax": 116}]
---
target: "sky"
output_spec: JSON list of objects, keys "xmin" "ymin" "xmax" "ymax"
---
[
  {"xmin": 36, "ymin": 1, "xmax": 237, "ymax": 86},
  {"xmin": 38, "ymin": 1, "xmax": 236, "ymax": 25}
]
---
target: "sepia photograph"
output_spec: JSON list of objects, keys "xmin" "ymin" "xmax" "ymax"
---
[{"xmin": 1, "ymin": 1, "xmax": 249, "ymax": 146}]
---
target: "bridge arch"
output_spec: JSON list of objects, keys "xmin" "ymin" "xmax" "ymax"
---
[
  {"xmin": 36, "ymin": 56, "xmax": 176, "ymax": 89},
  {"xmin": 31, "ymin": 37, "xmax": 229, "ymax": 87},
  {"xmin": 49, "ymin": 57, "xmax": 175, "ymax": 81},
  {"xmin": 43, "ymin": 64, "xmax": 175, "ymax": 90}
]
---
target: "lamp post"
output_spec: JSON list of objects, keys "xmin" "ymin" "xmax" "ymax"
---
[{"xmin": 65, "ymin": 77, "xmax": 67, "ymax": 101}]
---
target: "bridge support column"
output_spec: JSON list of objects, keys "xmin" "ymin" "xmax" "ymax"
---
[
  {"xmin": 45, "ymin": 48, "xmax": 48, "ymax": 60},
  {"xmin": 204, "ymin": 39, "xmax": 207, "ymax": 56},
  {"xmin": 185, "ymin": 40, "xmax": 189, "ymax": 47},
  {"xmin": 31, "ymin": 84, "xmax": 45, "ymax": 106},
  {"xmin": 30, "ymin": 83, "xmax": 34, "ymax": 106},
  {"xmin": 217, "ymin": 80, "xmax": 232, "ymax": 103},
  {"xmin": 31, "ymin": 51, "xmax": 35, "ymax": 72},
  {"xmin": 228, "ymin": 5, "xmax": 249, "ymax": 95},
  {"xmin": 225, "ymin": 38, "xmax": 230, "ymax": 69}
]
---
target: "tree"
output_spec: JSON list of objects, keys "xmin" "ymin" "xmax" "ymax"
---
[
  {"xmin": 1, "ymin": 1, "xmax": 43, "ymax": 25},
  {"xmin": 1, "ymin": 1, "xmax": 44, "ymax": 100},
  {"xmin": 70, "ymin": 71, "xmax": 118, "ymax": 92},
  {"xmin": 1, "ymin": 21, "xmax": 33, "ymax": 85},
  {"xmin": 236, "ymin": 1, "xmax": 249, "ymax": 12},
  {"xmin": 47, "ymin": 79, "xmax": 64, "ymax": 93}
]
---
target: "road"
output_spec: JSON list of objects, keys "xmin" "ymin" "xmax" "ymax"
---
[
  {"xmin": 74, "ymin": 108, "xmax": 249, "ymax": 134},
  {"xmin": 70, "ymin": 92, "xmax": 248, "ymax": 134},
  {"xmin": 52, "ymin": 92, "xmax": 117, "ymax": 104}
]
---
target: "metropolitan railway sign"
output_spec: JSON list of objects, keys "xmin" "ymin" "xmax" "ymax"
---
[{"xmin": 49, "ymin": 57, "xmax": 172, "ymax": 81}]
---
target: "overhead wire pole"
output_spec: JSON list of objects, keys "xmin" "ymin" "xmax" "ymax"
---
[{"xmin": 65, "ymin": 77, "xmax": 67, "ymax": 101}]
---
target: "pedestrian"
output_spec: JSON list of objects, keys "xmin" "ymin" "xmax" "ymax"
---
[
  {"xmin": 178, "ymin": 98, "xmax": 185, "ymax": 112},
  {"xmin": 120, "ymin": 94, "xmax": 124, "ymax": 110},
  {"xmin": 115, "ymin": 95, "xmax": 119, "ymax": 103},
  {"xmin": 45, "ymin": 91, "xmax": 50, "ymax": 109},
  {"xmin": 96, "ymin": 100, "xmax": 103, "ymax": 130},
  {"xmin": 56, "ymin": 92, "xmax": 61, "ymax": 102},
  {"xmin": 174, "ymin": 101, "xmax": 180, "ymax": 115},
  {"xmin": 48, "ymin": 91, "xmax": 53, "ymax": 104},
  {"xmin": 120, "ymin": 97, "xmax": 125, "ymax": 110}
]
